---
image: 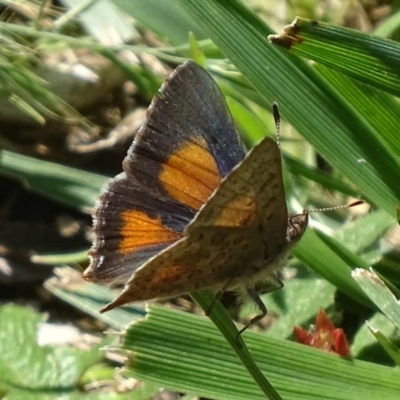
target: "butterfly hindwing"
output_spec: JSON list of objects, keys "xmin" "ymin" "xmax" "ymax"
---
[{"xmin": 85, "ymin": 177, "xmax": 187, "ymax": 284}]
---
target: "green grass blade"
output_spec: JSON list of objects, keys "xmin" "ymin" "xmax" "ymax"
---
[
  {"xmin": 30, "ymin": 249, "xmax": 89, "ymax": 265},
  {"xmin": 374, "ymin": 10, "xmax": 400, "ymax": 37},
  {"xmin": 45, "ymin": 266, "xmax": 145, "ymax": 331},
  {"xmin": 121, "ymin": 305, "xmax": 400, "ymax": 400},
  {"xmin": 0, "ymin": 150, "xmax": 108, "ymax": 213},
  {"xmin": 353, "ymin": 268, "xmax": 400, "ymax": 331},
  {"xmin": 192, "ymin": 291, "xmax": 282, "ymax": 400},
  {"xmin": 368, "ymin": 325, "xmax": 400, "ymax": 366},
  {"xmin": 284, "ymin": 154, "xmax": 360, "ymax": 197},
  {"xmin": 114, "ymin": 0, "xmax": 208, "ymax": 45},
  {"xmin": 315, "ymin": 65, "xmax": 400, "ymax": 158},
  {"xmin": 269, "ymin": 17, "xmax": 400, "ymax": 97}
]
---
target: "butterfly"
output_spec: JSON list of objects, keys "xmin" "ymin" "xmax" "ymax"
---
[{"xmin": 83, "ymin": 60, "xmax": 308, "ymax": 332}]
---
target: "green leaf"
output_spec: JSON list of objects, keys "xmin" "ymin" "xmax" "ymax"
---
[
  {"xmin": 284, "ymin": 153, "xmax": 361, "ymax": 198},
  {"xmin": 59, "ymin": 0, "xmax": 137, "ymax": 41},
  {"xmin": 373, "ymin": 10, "xmax": 400, "ymax": 37},
  {"xmin": 113, "ymin": 0, "xmax": 208, "ymax": 45},
  {"xmin": 0, "ymin": 150, "xmax": 108, "ymax": 213},
  {"xmin": 368, "ymin": 323, "xmax": 400, "ymax": 366},
  {"xmin": 352, "ymin": 268, "xmax": 400, "ymax": 331},
  {"xmin": 269, "ymin": 17, "xmax": 400, "ymax": 98},
  {"xmin": 226, "ymin": 96, "xmax": 269, "ymax": 144},
  {"xmin": 121, "ymin": 305, "xmax": 400, "ymax": 400},
  {"xmin": 30, "ymin": 249, "xmax": 89, "ymax": 265},
  {"xmin": 0, "ymin": 305, "xmax": 106, "ymax": 398},
  {"xmin": 335, "ymin": 209, "xmax": 395, "ymax": 255},
  {"xmin": 315, "ymin": 65, "xmax": 400, "ymax": 159},
  {"xmin": 352, "ymin": 312, "xmax": 395, "ymax": 360}
]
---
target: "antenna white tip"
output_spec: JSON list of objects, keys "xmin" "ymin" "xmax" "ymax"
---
[
  {"xmin": 272, "ymin": 102, "xmax": 280, "ymax": 147},
  {"xmin": 307, "ymin": 200, "xmax": 364, "ymax": 215}
]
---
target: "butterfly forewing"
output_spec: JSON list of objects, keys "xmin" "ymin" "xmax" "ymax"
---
[{"xmin": 85, "ymin": 61, "xmax": 245, "ymax": 285}]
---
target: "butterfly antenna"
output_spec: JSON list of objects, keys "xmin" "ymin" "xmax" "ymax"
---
[
  {"xmin": 307, "ymin": 200, "xmax": 364, "ymax": 215},
  {"xmin": 272, "ymin": 102, "xmax": 281, "ymax": 147}
]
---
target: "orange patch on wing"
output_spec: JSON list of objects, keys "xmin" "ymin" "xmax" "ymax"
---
[
  {"xmin": 216, "ymin": 191, "xmax": 257, "ymax": 227},
  {"xmin": 147, "ymin": 263, "xmax": 190, "ymax": 286},
  {"xmin": 119, "ymin": 210, "xmax": 181, "ymax": 254},
  {"xmin": 159, "ymin": 137, "xmax": 221, "ymax": 210}
]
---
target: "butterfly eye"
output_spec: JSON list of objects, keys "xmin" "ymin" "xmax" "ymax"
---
[{"xmin": 287, "ymin": 212, "xmax": 309, "ymax": 243}]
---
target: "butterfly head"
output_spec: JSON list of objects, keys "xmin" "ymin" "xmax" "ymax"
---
[{"xmin": 287, "ymin": 211, "xmax": 309, "ymax": 244}]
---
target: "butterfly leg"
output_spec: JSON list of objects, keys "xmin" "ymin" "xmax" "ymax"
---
[
  {"xmin": 238, "ymin": 277, "xmax": 284, "ymax": 335},
  {"xmin": 238, "ymin": 288, "xmax": 267, "ymax": 335},
  {"xmin": 205, "ymin": 277, "xmax": 234, "ymax": 316}
]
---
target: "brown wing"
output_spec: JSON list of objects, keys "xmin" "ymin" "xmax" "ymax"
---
[
  {"xmin": 187, "ymin": 137, "xmax": 288, "ymax": 255},
  {"xmin": 85, "ymin": 61, "xmax": 246, "ymax": 284},
  {"xmin": 101, "ymin": 226, "xmax": 264, "ymax": 311},
  {"xmin": 101, "ymin": 137, "xmax": 288, "ymax": 311}
]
